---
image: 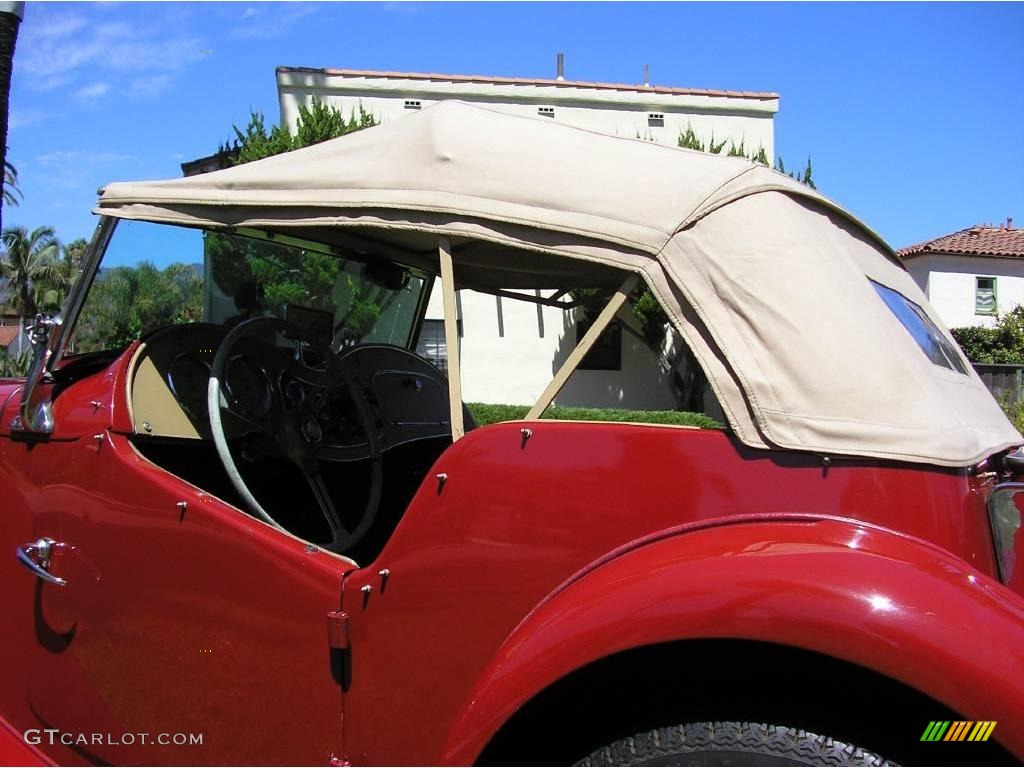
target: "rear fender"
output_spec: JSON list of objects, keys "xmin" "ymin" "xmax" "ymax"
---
[
  {"xmin": 0, "ymin": 715, "xmax": 50, "ymax": 766},
  {"xmin": 442, "ymin": 518, "xmax": 1024, "ymax": 763}
]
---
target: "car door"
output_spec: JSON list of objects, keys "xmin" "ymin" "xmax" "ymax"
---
[{"xmin": 9, "ymin": 395, "xmax": 353, "ymax": 766}]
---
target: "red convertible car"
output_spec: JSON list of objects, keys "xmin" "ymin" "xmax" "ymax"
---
[{"xmin": 2, "ymin": 102, "xmax": 1023, "ymax": 766}]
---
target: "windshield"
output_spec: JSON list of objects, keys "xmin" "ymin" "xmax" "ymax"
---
[{"xmin": 65, "ymin": 220, "xmax": 428, "ymax": 357}]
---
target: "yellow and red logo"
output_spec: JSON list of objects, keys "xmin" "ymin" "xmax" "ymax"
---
[{"xmin": 921, "ymin": 721, "xmax": 997, "ymax": 742}]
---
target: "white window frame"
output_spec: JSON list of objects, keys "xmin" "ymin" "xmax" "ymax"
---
[{"xmin": 976, "ymin": 276, "xmax": 997, "ymax": 316}]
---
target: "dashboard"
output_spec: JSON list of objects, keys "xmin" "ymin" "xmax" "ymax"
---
[
  {"xmin": 129, "ymin": 323, "xmax": 226, "ymax": 440},
  {"xmin": 127, "ymin": 322, "xmax": 457, "ymax": 450}
]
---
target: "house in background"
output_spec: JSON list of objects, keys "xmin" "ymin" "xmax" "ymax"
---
[
  {"xmin": 276, "ymin": 59, "xmax": 778, "ymax": 153},
  {"xmin": 0, "ymin": 323, "xmax": 30, "ymax": 365},
  {"xmin": 274, "ymin": 60, "xmax": 777, "ymax": 410},
  {"xmin": 181, "ymin": 149, "xmax": 235, "ymax": 177},
  {"xmin": 0, "ymin": 306, "xmax": 29, "ymax": 359},
  {"xmin": 900, "ymin": 219, "xmax": 1023, "ymax": 330}
]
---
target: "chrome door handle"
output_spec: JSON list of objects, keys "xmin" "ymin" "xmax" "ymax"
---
[{"xmin": 16, "ymin": 537, "xmax": 67, "ymax": 587}]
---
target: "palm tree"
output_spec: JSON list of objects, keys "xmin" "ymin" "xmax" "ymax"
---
[
  {"xmin": 0, "ymin": 2, "xmax": 24, "ymax": 235},
  {"xmin": 34, "ymin": 237, "xmax": 87, "ymax": 313},
  {"xmin": 0, "ymin": 225, "xmax": 60, "ymax": 354},
  {"xmin": 61, "ymin": 237, "xmax": 87, "ymax": 285},
  {"xmin": 3, "ymin": 159, "xmax": 20, "ymax": 207}
]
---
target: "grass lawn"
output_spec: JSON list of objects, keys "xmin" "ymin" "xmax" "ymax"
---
[{"xmin": 466, "ymin": 403, "xmax": 723, "ymax": 430}]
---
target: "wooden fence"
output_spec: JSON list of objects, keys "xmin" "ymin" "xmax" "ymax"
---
[{"xmin": 974, "ymin": 364, "xmax": 1024, "ymax": 405}]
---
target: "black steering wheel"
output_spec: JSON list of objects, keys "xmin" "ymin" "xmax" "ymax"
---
[{"xmin": 207, "ymin": 316, "xmax": 383, "ymax": 554}]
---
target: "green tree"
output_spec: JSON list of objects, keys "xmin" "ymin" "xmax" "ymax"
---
[
  {"xmin": 226, "ymin": 109, "xmax": 294, "ymax": 165},
  {"xmin": 35, "ymin": 237, "xmax": 88, "ymax": 313},
  {"xmin": 222, "ymin": 96, "xmax": 378, "ymax": 166},
  {"xmin": 205, "ymin": 230, "xmax": 342, "ymax": 313},
  {"xmin": 71, "ymin": 261, "xmax": 202, "ymax": 353},
  {"xmin": 726, "ymin": 139, "xmax": 748, "ymax": 158},
  {"xmin": 951, "ymin": 308, "xmax": 1024, "ymax": 364},
  {"xmin": 774, "ymin": 154, "xmax": 816, "ymax": 189},
  {"xmin": 0, "ymin": 225, "xmax": 61, "ymax": 323},
  {"xmin": 207, "ymin": 98, "xmax": 382, "ymax": 341},
  {"xmin": 0, "ymin": 346, "xmax": 29, "ymax": 376},
  {"xmin": 678, "ymin": 125, "xmax": 726, "ymax": 154},
  {"xmin": 678, "ymin": 122, "xmax": 815, "ymax": 188},
  {"xmin": 61, "ymin": 237, "xmax": 88, "ymax": 275},
  {"xmin": 294, "ymin": 98, "xmax": 376, "ymax": 148},
  {"xmin": 246, "ymin": 242, "xmax": 340, "ymax": 310}
]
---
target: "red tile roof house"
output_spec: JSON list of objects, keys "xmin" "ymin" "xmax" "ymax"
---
[
  {"xmin": 900, "ymin": 219, "xmax": 1024, "ymax": 330},
  {"xmin": 0, "ymin": 324, "xmax": 29, "ymax": 363}
]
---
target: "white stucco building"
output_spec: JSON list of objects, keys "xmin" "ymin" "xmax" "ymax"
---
[
  {"xmin": 275, "ymin": 63, "xmax": 779, "ymax": 410},
  {"xmin": 901, "ymin": 221, "xmax": 1024, "ymax": 330},
  {"xmin": 276, "ymin": 64, "xmax": 778, "ymax": 154}
]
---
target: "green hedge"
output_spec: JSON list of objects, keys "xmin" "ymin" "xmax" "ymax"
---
[{"xmin": 466, "ymin": 403, "xmax": 722, "ymax": 430}]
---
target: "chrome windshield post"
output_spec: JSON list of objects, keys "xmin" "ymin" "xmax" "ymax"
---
[
  {"xmin": 13, "ymin": 314, "xmax": 60, "ymax": 433},
  {"xmin": 13, "ymin": 216, "xmax": 117, "ymax": 435}
]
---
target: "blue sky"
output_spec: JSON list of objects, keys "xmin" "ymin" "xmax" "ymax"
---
[{"xmin": 7, "ymin": 1, "xmax": 1023, "ymax": 250}]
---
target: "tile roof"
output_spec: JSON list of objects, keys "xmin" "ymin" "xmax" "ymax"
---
[
  {"xmin": 0, "ymin": 325, "xmax": 22, "ymax": 348},
  {"xmin": 898, "ymin": 224, "xmax": 1024, "ymax": 259},
  {"xmin": 276, "ymin": 66, "xmax": 779, "ymax": 101}
]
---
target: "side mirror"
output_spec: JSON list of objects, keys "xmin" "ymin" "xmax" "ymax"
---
[{"xmin": 12, "ymin": 313, "xmax": 61, "ymax": 433}]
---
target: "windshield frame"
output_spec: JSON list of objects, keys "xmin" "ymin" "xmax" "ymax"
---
[
  {"xmin": 51, "ymin": 217, "xmax": 435, "ymax": 373},
  {"xmin": 50, "ymin": 215, "xmax": 119, "ymax": 374}
]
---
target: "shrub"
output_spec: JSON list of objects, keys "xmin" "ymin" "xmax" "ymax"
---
[
  {"xmin": 0, "ymin": 348, "xmax": 31, "ymax": 377},
  {"xmin": 467, "ymin": 402, "xmax": 722, "ymax": 430},
  {"xmin": 999, "ymin": 399, "xmax": 1024, "ymax": 434},
  {"xmin": 951, "ymin": 307, "xmax": 1024, "ymax": 364},
  {"xmin": 221, "ymin": 98, "xmax": 378, "ymax": 166}
]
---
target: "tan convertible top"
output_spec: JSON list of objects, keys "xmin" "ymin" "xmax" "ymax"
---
[{"xmin": 95, "ymin": 100, "xmax": 1021, "ymax": 466}]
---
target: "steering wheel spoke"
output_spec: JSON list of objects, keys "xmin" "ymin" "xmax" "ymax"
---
[
  {"xmin": 208, "ymin": 317, "xmax": 383, "ymax": 555},
  {"xmin": 317, "ymin": 440, "xmax": 373, "ymax": 463},
  {"xmin": 277, "ymin": 349, "xmax": 323, "ymax": 383},
  {"xmin": 302, "ymin": 464, "xmax": 351, "ymax": 541},
  {"xmin": 222, "ymin": 395, "xmax": 277, "ymax": 436}
]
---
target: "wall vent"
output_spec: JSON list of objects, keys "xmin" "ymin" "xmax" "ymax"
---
[
  {"xmin": 538, "ymin": 106, "xmax": 555, "ymax": 118},
  {"xmin": 404, "ymin": 99, "xmax": 422, "ymax": 110},
  {"xmin": 648, "ymin": 113, "xmax": 665, "ymax": 127}
]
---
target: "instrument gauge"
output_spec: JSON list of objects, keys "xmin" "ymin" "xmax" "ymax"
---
[
  {"xmin": 166, "ymin": 355, "xmax": 212, "ymax": 422},
  {"xmin": 224, "ymin": 356, "xmax": 274, "ymax": 419}
]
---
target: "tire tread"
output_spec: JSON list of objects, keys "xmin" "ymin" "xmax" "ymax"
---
[{"xmin": 575, "ymin": 721, "xmax": 894, "ymax": 766}]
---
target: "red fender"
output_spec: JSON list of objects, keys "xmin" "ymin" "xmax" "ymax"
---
[
  {"xmin": 0, "ymin": 716, "xmax": 50, "ymax": 766},
  {"xmin": 441, "ymin": 518, "xmax": 1024, "ymax": 763}
]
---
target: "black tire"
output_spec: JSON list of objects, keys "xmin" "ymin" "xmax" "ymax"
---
[{"xmin": 575, "ymin": 722, "xmax": 895, "ymax": 767}]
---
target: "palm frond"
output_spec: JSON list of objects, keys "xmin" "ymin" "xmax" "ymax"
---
[
  {"xmin": 3, "ymin": 159, "xmax": 21, "ymax": 207},
  {"xmin": 2, "ymin": 224, "xmax": 27, "ymax": 252}
]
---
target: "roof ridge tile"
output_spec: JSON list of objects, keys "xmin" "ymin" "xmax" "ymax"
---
[{"xmin": 898, "ymin": 224, "xmax": 1024, "ymax": 259}]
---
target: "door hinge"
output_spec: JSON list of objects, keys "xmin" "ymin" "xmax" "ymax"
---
[{"xmin": 327, "ymin": 610, "xmax": 350, "ymax": 650}]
